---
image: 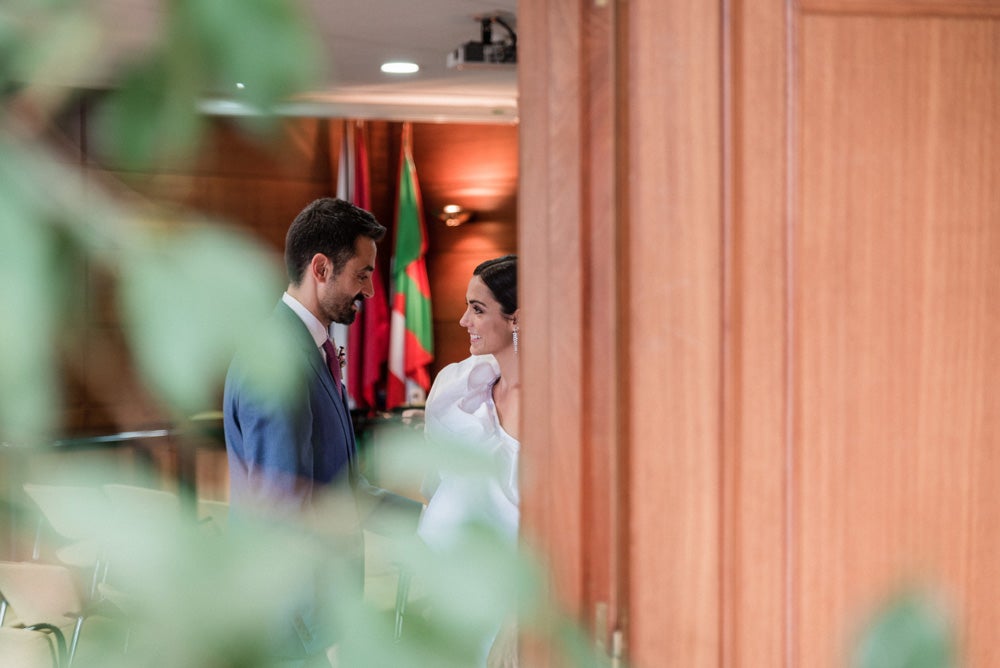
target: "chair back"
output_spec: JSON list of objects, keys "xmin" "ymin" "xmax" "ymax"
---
[
  {"xmin": 22, "ymin": 484, "xmax": 111, "ymax": 569},
  {"xmin": 102, "ymin": 484, "xmax": 181, "ymax": 529},
  {"xmin": 0, "ymin": 627, "xmax": 61, "ymax": 668},
  {"xmin": 0, "ymin": 561, "xmax": 83, "ymax": 625},
  {"xmin": 22, "ymin": 485, "xmax": 112, "ymax": 544}
]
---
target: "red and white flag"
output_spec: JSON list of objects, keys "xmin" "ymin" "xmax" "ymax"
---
[{"xmin": 334, "ymin": 120, "xmax": 390, "ymax": 412}]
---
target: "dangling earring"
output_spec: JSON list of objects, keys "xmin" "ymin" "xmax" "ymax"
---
[{"xmin": 512, "ymin": 326, "xmax": 519, "ymax": 354}]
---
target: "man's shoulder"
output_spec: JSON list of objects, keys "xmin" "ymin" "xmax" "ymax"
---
[{"xmin": 225, "ymin": 301, "xmax": 312, "ymax": 401}]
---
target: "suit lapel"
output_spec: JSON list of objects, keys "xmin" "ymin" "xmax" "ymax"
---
[{"xmin": 276, "ymin": 302, "xmax": 358, "ymax": 473}]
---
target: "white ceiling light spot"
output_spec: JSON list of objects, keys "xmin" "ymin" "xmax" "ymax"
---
[{"xmin": 381, "ymin": 61, "xmax": 419, "ymax": 74}]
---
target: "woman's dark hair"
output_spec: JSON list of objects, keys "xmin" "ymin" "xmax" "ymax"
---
[
  {"xmin": 285, "ymin": 198, "xmax": 386, "ymax": 284},
  {"xmin": 473, "ymin": 255, "xmax": 518, "ymax": 316}
]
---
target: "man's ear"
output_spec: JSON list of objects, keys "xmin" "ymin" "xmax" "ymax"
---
[{"xmin": 310, "ymin": 253, "xmax": 329, "ymax": 282}]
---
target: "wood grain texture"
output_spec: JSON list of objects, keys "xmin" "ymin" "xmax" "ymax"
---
[
  {"xmin": 798, "ymin": 0, "xmax": 1000, "ymax": 17},
  {"xmin": 795, "ymin": 13, "xmax": 1000, "ymax": 667},
  {"xmin": 521, "ymin": 1, "xmax": 1000, "ymax": 667},
  {"xmin": 519, "ymin": 0, "xmax": 586, "ymax": 602},
  {"xmin": 519, "ymin": 3, "xmax": 638, "ymax": 663},
  {"xmin": 626, "ymin": 0, "xmax": 722, "ymax": 665},
  {"xmin": 518, "ymin": 0, "xmax": 590, "ymax": 664},
  {"xmin": 412, "ymin": 122, "xmax": 518, "ymax": 374},
  {"xmin": 723, "ymin": 0, "xmax": 791, "ymax": 666},
  {"xmin": 581, "ymin": 0, "xmax": 625, "ymax": 646}
]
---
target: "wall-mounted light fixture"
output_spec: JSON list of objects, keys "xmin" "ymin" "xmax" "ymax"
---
[{"xmin": 437, "ymin": 204, "xmax": 474, "ymax": 227}]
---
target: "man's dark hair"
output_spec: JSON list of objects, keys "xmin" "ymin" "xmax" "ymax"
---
[
  {"xmin": 473, "ymin": 254, "xmax": 518, "ymax": 316},
  {"xmin": 284, "ymin": 198, "xmax": 387, "ymax": 284}
]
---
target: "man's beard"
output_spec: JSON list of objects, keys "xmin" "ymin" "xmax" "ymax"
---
[{"xmin": 329, "ymin": 294, "xmax": 362, "ymax": 325}]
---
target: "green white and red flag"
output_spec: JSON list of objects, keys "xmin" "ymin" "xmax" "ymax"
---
[{"xmin": 386, "ymin": 122, "xmax": 433, "ymax": 408}]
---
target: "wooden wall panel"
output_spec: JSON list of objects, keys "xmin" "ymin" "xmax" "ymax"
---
[
  {"xmin": 518, "ymin": 1, "xmax": 588, "ymax": 664},
  {"xmin": 521, "ymin": 0, "xmax": 724, "ymax": 664},
  {"xmin": 626, "ymin": 0, "xmax": 722, "ymax": 665},
  {"xmin": 522, "ymin": 0, "xmax": 1000, "ymax": 667},
  {"xmin": 793, "ymin": 12, "xmax": 1000, "ymax": 667},
  {"xmin": 724, "ymin": 0, "xmax": 790, "ymax": 665},
  {"xmin": 412, "ymin": 122, "xmax": 518, "ymax": 374},
  {"xmin": 582, "ymin": 0, "xmax": 626, "ymax": 648},
  {"xmin": 798, "ymin": 0, "xmax": 1000, "ymax": 17}
]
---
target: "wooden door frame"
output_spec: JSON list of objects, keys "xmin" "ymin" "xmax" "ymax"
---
[
  {"xmin": 518, "ymin": 0, "xmax": 726, "ymax": 665},
  {"xmin": 517, "ymin": 0, "xmax": 627, "ymax": 659}
]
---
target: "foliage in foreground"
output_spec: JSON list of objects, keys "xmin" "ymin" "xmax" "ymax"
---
[
  {"xmin": 8, "ymin": 435, "xmax": 610, "ymax": 668},
  {"xmin": 1, "ymin": 0, "xmax": 319, "ymax": 445},
  {"xmin": 0, "ymin": 3, "xmax": 609, "ymax": 665}
]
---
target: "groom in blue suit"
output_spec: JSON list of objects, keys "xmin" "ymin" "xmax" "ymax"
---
[{"xmin": 223, "ymin": 198, "xmax": 422, "ymax": 664}]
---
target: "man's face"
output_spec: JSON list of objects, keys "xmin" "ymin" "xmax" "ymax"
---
[{"xmin": 319, "ymin": 236, "xmax": 377, "ymax": 325}]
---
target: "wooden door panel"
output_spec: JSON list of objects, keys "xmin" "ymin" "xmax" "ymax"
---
[
  {"xmin": 794, "ymin": 12, "xmax": 1000, "ymax": 666},
  {"xmin": 626, "ymin": 0, "xmax": 723, "ymax": 665},
  {"xmin": 521, "ymin": 1, "xmax": 1000, "ymax": 666}
]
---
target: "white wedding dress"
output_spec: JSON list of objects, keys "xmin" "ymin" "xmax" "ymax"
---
[
  {"xmin": 416, "ymin": 354, "xmax": 520, "ymax": 667},
  {"xmin": 418, "ymin": 354, "xmax": 520, "ymax": 549}
]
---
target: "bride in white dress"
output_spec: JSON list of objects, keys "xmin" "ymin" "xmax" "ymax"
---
[{"xmin": 417, "ymin": 255, "xmax": 520, "ymax": 667}]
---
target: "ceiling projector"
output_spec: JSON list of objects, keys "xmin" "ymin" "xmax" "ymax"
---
[{"xmin": 447, "ymin": 15, "xmax": 517, "ymax": 70}]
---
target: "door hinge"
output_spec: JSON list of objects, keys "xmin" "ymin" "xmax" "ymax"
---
[{"xmin": 595, "ymin": 602, "xmax": 626, "ymax": 665}]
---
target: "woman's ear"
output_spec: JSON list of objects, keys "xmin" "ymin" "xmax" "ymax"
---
[{"xmin": 510, "ymin": 308, "xmax": 520, "ymax": 330}]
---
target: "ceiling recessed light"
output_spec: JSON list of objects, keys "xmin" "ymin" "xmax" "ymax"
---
[
  {"xmin": 381, "ymin": 62, "xmax": 419, "ymax": 74},
  {"xmin": 235, "ymin": 82, "xmax": 245, "ymax": 89}
]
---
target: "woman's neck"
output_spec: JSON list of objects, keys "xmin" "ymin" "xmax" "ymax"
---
[
  {"xmin": 492, "ymin": 348, "xmax": 519, "ymax": 390},
  {"xmin": 490, "ymin": 347, "xmax": 521, "ymax": 441}
]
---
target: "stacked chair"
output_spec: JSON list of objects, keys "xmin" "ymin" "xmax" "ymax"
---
[
  {"xmin": 22, "ymin": 484, "xmax": 112, "ymax": 600},
  {"xmin": 0, "ymin": 561, "xmax": 86, "ymax": 668},
  {"xmin": 2, "ymin": 481, "xmax": 229, "ymax": 667},
  {"xmin": 195, "ymin": 499, "xmax": 230, "ymax": 535},
  {"xmin": 0, "ymin": 626, "xmax": 65, "ymax": 668},
  {"xmin": 2, "ymin": 483, "xmax": 124, "ymax": 667}
]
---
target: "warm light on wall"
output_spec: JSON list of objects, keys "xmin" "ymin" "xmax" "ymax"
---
[{"xmin": 437, "ymin": 204, "xmax": 474, "ymax": 227}]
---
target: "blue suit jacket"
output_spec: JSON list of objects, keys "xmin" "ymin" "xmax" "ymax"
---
[
  {"xmin": 225, "ymin": 301, "xmax": 356, "ymax": 506},
  {"xmin": 223, "ymin": 301, "xmax": 420, "ymax": 656}
]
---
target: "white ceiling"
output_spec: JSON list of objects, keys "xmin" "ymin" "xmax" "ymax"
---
[
  {"xmin": 91, "ymin": 0, "xmax": 519, "ymax": 123},
  {"xmin": 294, "ymin": 0, "xmax": 519, "ymax": 122}
]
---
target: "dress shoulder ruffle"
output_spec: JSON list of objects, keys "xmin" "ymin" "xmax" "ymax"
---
[{"xmin": 424, "ymin": 355, "xmax": 501, "ymax": 445}]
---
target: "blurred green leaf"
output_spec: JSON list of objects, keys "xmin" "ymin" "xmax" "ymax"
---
[
  {"xmin": 0, "ymin": 7, "xmax": 26, "ymax": 96},
  {"xmin": 376, "ymin": 430, "xmax": 515, "ymax": 494},
  {"xmin": 12, "ymin": 456, "xmax": 610, "ymax": 668},
  {"xmin": 118, "ymin": 222, "xmax": 291, "ymax": 415},
  {"xmin": 86, "ymin": 505, "xmax": 342, "ymax": 668},
  {"xmin": 6, "ymin": 5, "xmax": 100, "ymax": 84},
  {"xmin": 0, "ymin": 0, "xmax": 102, "ymax": 114},
  {"xmin": 852, "ymin": 590, "xmax": 955, "ymax": 668},
  {"xmin": 0, "ymin": 145, "xmax": 62, "ymax": 444},
  {"xmin": 184, "ymin": 0, "xmax": 322, "ymax": 111},
  {"xmin": 94, "ymin": 0, "xmax": 321, "ymax": 168},
  {"xmin": 95, "ymin": 54, "xmax": 204, "ymax": 170}
]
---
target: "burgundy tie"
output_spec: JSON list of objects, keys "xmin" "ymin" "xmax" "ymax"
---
[{"xmin": 321, "ymin": 339, "xmax": 344, "ymax": 398}]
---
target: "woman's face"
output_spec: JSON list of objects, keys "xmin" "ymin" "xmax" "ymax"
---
[{"xmin": 459, "ymin": 275, "xmax": 514, "ymax": 356}]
